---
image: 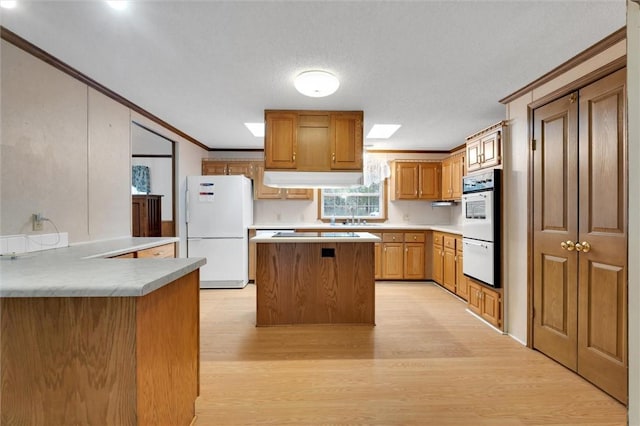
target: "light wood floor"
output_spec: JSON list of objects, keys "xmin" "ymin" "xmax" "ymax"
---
[{"xmin": 196, "ymin": 282, "xmax": 626, "ymax": 425}]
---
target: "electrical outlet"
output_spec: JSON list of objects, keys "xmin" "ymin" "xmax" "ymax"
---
[{"xmin": 32, "ymin": 213, "xmax": 43, "ymax": 231}]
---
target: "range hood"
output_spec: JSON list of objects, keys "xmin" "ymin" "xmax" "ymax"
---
[{"xmin": 263, "ymin": 171, "xmax": 364, "ymax": 188}]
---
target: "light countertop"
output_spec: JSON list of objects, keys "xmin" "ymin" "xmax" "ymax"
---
[
  {"xmin": 0, "ymin": 237, "xmax": 206, "ymax": 298},
  {"xmin": 250, "ymin": 223, "xmax": 463, "ymax": 235},
  {"xmin": 251, "ymin": 231, "xmax": 380, "ymax": 243}
]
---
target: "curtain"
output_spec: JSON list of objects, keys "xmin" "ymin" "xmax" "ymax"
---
[
  {"xmin": 363, "ymin": 154, "xmax": 390, "ymax": 187},
  {"xmin": 132, "ymin": 165, "xmax": 150, "ymax": 194}
]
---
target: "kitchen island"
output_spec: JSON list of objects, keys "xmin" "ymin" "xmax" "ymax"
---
[
  {"xmin": 252, "ymin": 231, "xmax": 380, "ymax": 326},
  {"xmin": 0, "ymin": 238, "xmax": 205, "ymax": 426}
]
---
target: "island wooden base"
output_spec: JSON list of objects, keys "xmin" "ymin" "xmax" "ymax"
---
[
  {"xmin": 256, "ymin": 242, "xmax": 375, "ymax": 326},
  {"xmin": 1, "ymin": 271, "xmax": 200, "ymax": 426}
]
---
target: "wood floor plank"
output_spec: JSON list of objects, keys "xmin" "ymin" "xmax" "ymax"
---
[{"xmin": 196, "ymin": 283, "xmax": 626, "ymax": 425}]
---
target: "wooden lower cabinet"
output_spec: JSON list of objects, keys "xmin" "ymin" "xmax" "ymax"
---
[
  {"xmin": 467, "ymin": 278, "xmax": 502, "ymax": 328},
  {"xmin": 378, "ymin": 232, "xmax": 425, "ymax": 280},
  {"xmin": 109, "ymin": 242, "xmax": 176, "ymax": 259},
  {"xmin": 432, "ymin": 232, "xmax": 468, "ymax": 300}
]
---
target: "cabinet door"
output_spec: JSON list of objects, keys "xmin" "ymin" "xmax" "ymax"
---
[
  {"xmin": 455, "ymin": 251, "xmax": 468, "ymax": 301},
  {"xmin": 227, "ymin": 162, "xmax": 255, "ymax": 178},
  {"xmin": 467, "ymin": 280, "xmax": 482, "ymax": 315},
  {"xmin": 450, "ymin": 154, "xmax": 464, "ymax": 200},
  {"xmin": 394, "ymin": 162, "xmax": 419, "ymax": 199},
  {"xmin": 466, "ymin": 139, "xmax": 482, "ymax": 172},
  {"xmin": 480, "ymin": 131, "xmax": 500, "ymax": 169},
  {"xmin": 418, "ymin": 163, "xmax": 440, "ymax": 200},
  {"xmin": 374, "ymin": 242, "xmax": 382, "ymax": 280},
  {"xmin": 441, "ymin": 159, "xmax": 452, "ymax": 199},
  {"xmin": 284, "ymin": 188, "xmax": 313, "ymax": 200},
  {"xmin": 442, "ymin": 247, "xmax": 456, "ymax": 293},
  {"xmin": 404, "ymin": 243, "xmax": 425, "ymax": 279},
  {"xmin": 330, "ymin": 112, "xmax": 363, "ymax": 170},
  {"xmin": 481, "ymin": 286, "xmax": 501, "ymax": 327},
  {"xmin": 265, "ymin": 112, "xmax": 297, "ymax": 169},
  {"xmin": 253, "ymin": 163, "xmax": 283, "ymax": 199},
  {"xmin": 432, "ymin": 244, "xmax": 443, "ymax": 285},
  {"xmin": 202, "ymin": 161, "xmax": 228, "ymax": 175},
  {"xmin": 382, "ymin": 243, "xmax": 404, "ymax": 279}
]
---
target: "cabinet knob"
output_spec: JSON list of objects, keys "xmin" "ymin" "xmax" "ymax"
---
[
  {"xmin": 292, "ymin": 152, "xmax": 296, "ymax": 162},
  {"xmin": 332, "ymin": 153, "xmax": 336, "ymax": 163}
]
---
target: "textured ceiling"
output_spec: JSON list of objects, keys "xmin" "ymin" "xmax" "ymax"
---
[{"xmin": 0, "ymin": 1, "xmax": 626, "ymax": 150}]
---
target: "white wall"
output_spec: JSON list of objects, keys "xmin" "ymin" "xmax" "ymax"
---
[
  {"xmin": 1, "ymin": 41, "xmax": 130, "ymax": 242},
  {"xmin": 627, "ymin": 0, "xmax": 639, "ymax": 422}
]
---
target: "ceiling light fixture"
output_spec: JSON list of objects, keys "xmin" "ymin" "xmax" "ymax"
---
[
  {"xmin": 294, "ymin": 71, "xmax": 340, "ymax": 98},
  {"xmin": 367, "ymin": 124, "xmax": 401, "ymax": 139},
  {"xmin": 244, "ymin": 122, "xmax": 265, "ymax": 137},
  {"xmin": 0, "ymin": 1, "xmax": 17, "ymax": 9},
  {"xmin": 106, "ymin": 1, "xmax": 127, "ymax": 10}
]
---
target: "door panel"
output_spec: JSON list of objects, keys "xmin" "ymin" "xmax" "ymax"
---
[
  {"xmin": 577, "ymin": 68, "xmax": 627, "ymax": 404},
  {"xmin": 532, "ymin": 92, "xmax": 578, "ymax": 371}
]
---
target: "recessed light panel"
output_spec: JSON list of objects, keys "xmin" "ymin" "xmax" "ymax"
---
[
  {"xmin": 0, "ymin": 1, "xmax": 17, "ymax": 9},
  {"xmin": 106, "ymin": 1, "xmax": 127, "ymax": 10},
  {"xmin": 366, "ymin": 124, "xmax": 401, "ymax": 139},
  {"xmin": 244, "ymin": 122, "xmax": 265, "ymax": 137}
]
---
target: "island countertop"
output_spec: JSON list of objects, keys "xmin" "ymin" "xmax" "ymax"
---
[
  {"xmin": 249, "ymin": 223, "xmax": 463, "ymax": 235},
  {"xmin": 0, "ymin": 237, "xmax": 206, "ymax": 298},
  {"xmin": 251, "ymin": 231, "xmax": 381, "ymax": 243}
]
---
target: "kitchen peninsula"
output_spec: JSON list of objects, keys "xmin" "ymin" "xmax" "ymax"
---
[
  {"xmin": 0, "ymin": 238, "xmax": 205, "ymax": 426},
  {"xmin": 252, "ymin": 231, "xmax": 380, "ymax": 326}
]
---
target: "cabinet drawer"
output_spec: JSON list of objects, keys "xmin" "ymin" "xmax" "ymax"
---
[
  {"xmin": 383, "ymin": 233, "xmax": 403, "ymax": 243},
  {"xmin": 432, "ymin": 232, "xmax": 444, "ymax": 247},
  {"xmin": 137, "ymin": 243, "xmax": 175, "ymax": 259},
  {"xmin": 444, "ymin": 235, "xmax": 456, "ymax": 250},
  {"xmin": 404, "ymin": 232, "xmax": 425, "ymax": 243}
]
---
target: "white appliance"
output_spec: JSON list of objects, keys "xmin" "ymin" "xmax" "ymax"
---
[
  {"xmin": 462, "ymin": 169, "xmax": 500, "ymax": 287},
  {"xmin": 186, "ymin": 175, "xmax": 253, "ymax": 289}
]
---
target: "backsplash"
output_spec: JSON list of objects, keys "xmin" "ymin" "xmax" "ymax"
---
[
  {"xmin": 254, "ymin": 197, "xmax": 456, "ymax": 225},
  {"xmin": 0, "ymin": 232, "xmax": 69, "ymax": 256}
]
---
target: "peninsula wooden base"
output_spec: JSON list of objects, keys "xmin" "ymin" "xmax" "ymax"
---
[
  {"xmin": 256, "ymin": 242, "xmax": 375, "ymax": 326},
  {"xmin": 1, "ymin": 271, "xmax": 200, "ymax": 426}
]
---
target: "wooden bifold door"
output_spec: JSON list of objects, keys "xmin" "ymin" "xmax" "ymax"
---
[{"xmin": 531, "ymin": 68, "xmax": 627, "ymax": 404}]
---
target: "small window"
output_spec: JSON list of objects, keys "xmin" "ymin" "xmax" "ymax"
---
[{"xmin": 320, "ymin": 182, "xmax": 385, "ymax": 220}]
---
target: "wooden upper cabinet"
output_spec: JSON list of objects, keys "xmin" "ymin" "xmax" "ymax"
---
[
  {"xmin": 466, "ymin": 122, "xmax": 505, "ymax": 172},
  {"xmin": 202, "ymin": 160, "xmax": 255, "ymax": 178},
  {"xmin": 330, "ymin": 112, "xmax": 363, "ymax": 170},
  {"xmin": 265, "ymin": 112, "xmax": 297, "ymax": 169},
  {"xmin": 264, "ymin": 110, "xmax": 363, "ymax": 172},
  {"xmin": 441, "ymin": 152, "xmax": 464, "ymax": 200},
  {"xmin": 391, "ymin": 161, "xmax": 440, "ymax": 200}
]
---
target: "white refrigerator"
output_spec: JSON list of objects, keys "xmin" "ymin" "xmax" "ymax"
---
[{"xmin": 186, "ymin": 175, "xmax": 253, "ymax": 288}]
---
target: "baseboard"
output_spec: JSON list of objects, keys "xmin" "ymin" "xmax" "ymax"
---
[{"xmin": 465, "ymin": 308, "xmax": 506, "ymax": 335}]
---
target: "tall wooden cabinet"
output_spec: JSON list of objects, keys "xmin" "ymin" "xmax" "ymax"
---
[
  {"xmin": 132, "ymin": 195, "xmax": 162, "ymax": 237},
  {"xmin": 441, "ymin": 151, "xmax": 464, "ymax": 200}
]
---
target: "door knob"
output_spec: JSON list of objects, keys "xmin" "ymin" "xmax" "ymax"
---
[
  {"xmin": 560, "ymin": 240, "xmax": 575, "ymax": 251},
  {"xmin": 575, "ymin": 241, "xmax": 591, "ymax": 253}
]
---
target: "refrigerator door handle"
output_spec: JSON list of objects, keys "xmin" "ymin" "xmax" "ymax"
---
[{"xmin": 185, "ymin": 189, "xmax": 190, "ymax": 223}]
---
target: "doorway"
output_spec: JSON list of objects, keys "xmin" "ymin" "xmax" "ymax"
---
[
  {"xmin": 131, "ymin": 122, "xmax": 176, "ymax": 237},
  {"xmin": 531, "ymin": 68, "xmax": 627, "ymax": 403}
]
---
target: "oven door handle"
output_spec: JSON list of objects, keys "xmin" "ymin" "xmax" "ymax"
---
[{"xmin": 463, "ymin": 239, "xmax": 489, "ymax": 249}]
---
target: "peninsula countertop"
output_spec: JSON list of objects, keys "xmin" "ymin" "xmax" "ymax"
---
[
  {"xmin": 251, "ymin": 231, "xmax": 381, "ymax": 243},
  {"xmin": 0, "ymin": 237, "xmax": 206, "ymax": 298}
]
